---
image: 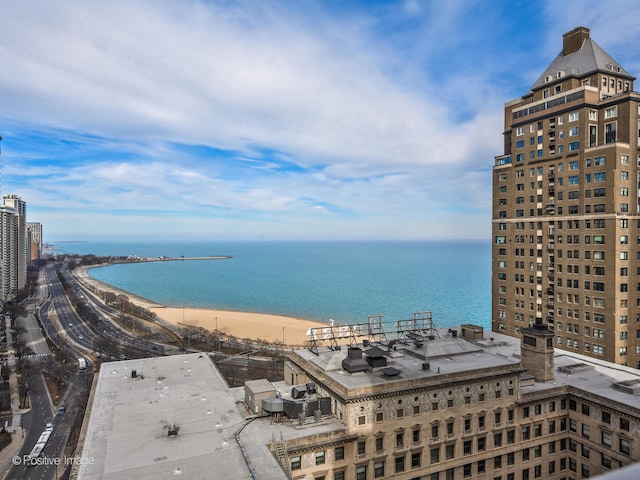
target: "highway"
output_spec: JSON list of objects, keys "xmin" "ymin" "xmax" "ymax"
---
[
  {"xmin": 1, "ymin": 261, "xmax": 187, "ymax": 480},
  {"xmin": 3, "ymin": 265, "xmax": 116, "ymax": 480}
]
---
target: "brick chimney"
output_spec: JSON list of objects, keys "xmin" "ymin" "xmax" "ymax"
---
[
  {"xmin": 563, "ymin": 27, "xmax": 590, "ymax": 56},
  {"xmin": 520, "ymin": 321, "xmax": 555, "ymax": 382}
]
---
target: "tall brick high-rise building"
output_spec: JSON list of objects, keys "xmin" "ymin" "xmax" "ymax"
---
[{"xmin": 492, "ymin": 27, "xmax": 640, "ymax": 367}]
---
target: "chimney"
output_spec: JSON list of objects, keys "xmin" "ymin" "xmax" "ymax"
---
[
  {"xmin": 563, "ymin": 27, "xmax": 590, "ymax": 56},
  {"xmin": 520, "ymin": 321, "xmax": 555, "ymax": 382}
]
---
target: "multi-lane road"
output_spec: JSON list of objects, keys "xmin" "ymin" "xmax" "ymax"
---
[{"xmin": 2, "ymin": 263, "xmax": 179, "ymax": 480}]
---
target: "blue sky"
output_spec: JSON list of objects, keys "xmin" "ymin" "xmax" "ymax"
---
[{"xmin": 1, "ymin": 0, "xmax": 639, "ymax": 241}]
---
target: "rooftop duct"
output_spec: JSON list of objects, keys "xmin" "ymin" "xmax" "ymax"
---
[
  {"xmin": 364, "ymin": 347, "xmax": 388, "ymax": 368},
  {"xmin": 612, "ymin": 379, "xmax": 640, "ymax": 396},
  {"xmin": 342, "ymin": 347, "xmax": 369, "ymax": 373},
  {"xmin": 291, "ymin": 386, "xmax": 307, "ymax": 399}
]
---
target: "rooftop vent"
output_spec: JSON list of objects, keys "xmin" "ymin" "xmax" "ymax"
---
[
  {"xmin": 291, "ymin": 386, "xmax": 307, "ymax": 399},
  {"xmin": 612, "ymin": 379, "xmax": 640, "ymax": 395},
  {"xmin": 262, "ymin": 397, "xmax": 284, "ymax": 413},
  {"xmin": 381, "ymin": 367, "xmax": 401, "ymax": 377},
  {"xmin": 167, "ymin": 422, "xmax": 179, "ymax": 437},
  {"xmin": 342, "ymin": 347, "xmax": 369, "ymax": 373},
  {"xmin": 557, "ymin": 363, "xmax": 595, "ymax": 375},
  {"xmin": 364, "ymin": 346, "xmax": 388, "ymax": 368}
]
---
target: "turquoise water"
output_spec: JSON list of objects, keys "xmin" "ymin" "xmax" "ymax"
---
[{"xmin": 54, "ymin": 241, "xmax": 491, "ymax": 329}]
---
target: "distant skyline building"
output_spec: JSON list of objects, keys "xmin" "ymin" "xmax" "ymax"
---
[
  {"xmin": 26, "ymin": 222, "xmax": 42, "ymax": 261},
  {"xmin": 0, "ymin": 204, "xmax": 19, "ymax": 302},
  {"xmin": 492, "ymin": 27, "xmax": 640, "ymax": 367},
  {"xmin": 4, "ymin": 194, "xmax": 27, "ymax": 291}
]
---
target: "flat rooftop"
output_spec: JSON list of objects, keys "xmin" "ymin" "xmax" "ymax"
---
[
  {"xmin": 76, "ymin": 327, "xmax": 640, "ymax": 480},
  {"xmin": 76, "ymin": 353, "xmax": 345, "ymax": 480},
  {"xmin": 294, "ymin": 329, "xmax": 523, "ymax": 392},
  {"xmin": 76, "ymin": 353, "xmax": 278, "ymax": 479},
  {"xmin": 294, "ymin": 327, "xmax": 640, "ymax": 411}
]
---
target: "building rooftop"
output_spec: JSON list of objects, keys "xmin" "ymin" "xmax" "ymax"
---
[
  {"xmin": 530, "ymin": 26, "xmax": 634, "ymax": 92},
  {"xmin": 75, "ymin": 353, "xmax": 344, "ymax": 480},
  {"xmin": 76, "ymin": 326, "xmax": 640, "ymax": 480},
  {"xmin": 293, "ymin": 326, "xmax": 640, "ymax": 413}
]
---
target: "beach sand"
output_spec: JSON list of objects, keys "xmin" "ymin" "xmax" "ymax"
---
[
  {"xmin": 148, "ymin": 307, "xmax": 326, "ymax": 346},
  {"xmin": 75, "ymin": 265, "xmax": 327, "ymax": 345}
]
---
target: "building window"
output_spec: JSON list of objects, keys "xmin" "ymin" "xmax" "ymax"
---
[
  {"xmin": 620, "ymin": 438, "xmax": 631, "ymax": 456},
  {"xmin": 464, "ymin": 440, "xmax": 472, "ymax": 455},
  {"xmin": 374, "ymin": 461, "xmax": 384, "ymax": 478},
  {"xmin": 477, "ymin": 436, "xmax": 486, "ymax": 452},
  {"xmin": 606, "ymin": 122, "xmax": 616, "ymax": 143},
  {"xmin": 430, "ymin": 448, "xmax": 439, "ymax": 464},
  {"xmin": 375, "ymin": 437, "xmax": 384, "ymax": 454},
  {"xmin": 316, "ymin": 450, "xmax": 326, "ymax": 465},
  {"xmin": 620, "ymin": 418, "xmax": 629, "ymax": 431},
  {"xmin": 359, "ymin": 441, "xmax": 367, "ymax": 455},
  {"xmin": 335, "ymin": 446, "xmax": 345, "ymax": 460},
  {"xmin": 445, "ymin": 444, "xmax": 455, "ymax": 460},
  {"xmin": 602, "ymin": 431, "xmax": 612, "ymax": 448},
  {"xmin": 395, "ymin": 456, "xmax": 405, "ymax": 473},
  {"xmin": 291, "ymin": 456, "xmax": 301, "ymax": 470}
]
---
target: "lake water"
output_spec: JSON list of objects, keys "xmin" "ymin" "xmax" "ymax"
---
[{"xmin": 53, "ymin": 240, "xmax": 491, "ymax": 330}]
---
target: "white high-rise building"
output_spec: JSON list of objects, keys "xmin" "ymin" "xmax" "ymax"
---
[
  {"xmin": 0, "ymin": 204, "xmax": 19, "ymax": 302},
  {"xmin": 3, "ymin": 194, "xmax": 27, "ymax": 292}
]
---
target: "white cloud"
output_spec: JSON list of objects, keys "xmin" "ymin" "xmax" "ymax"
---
[{"xmin": 3, "ymin": 0, "xmax": 639, "ymax": 240}]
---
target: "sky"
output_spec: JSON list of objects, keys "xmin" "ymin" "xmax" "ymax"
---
[{"xmin": 1, "ymin": 0, "xmax": 639, "ymax": 242}]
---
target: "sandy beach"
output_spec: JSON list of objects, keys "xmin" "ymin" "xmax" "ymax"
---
[
  {"xmin": 148, "ymin": 306, "xmax": 326, "ymax": 345},
  {"xmin": 75, "ymin": 264, "xmax": 327, "ymax": 345}
]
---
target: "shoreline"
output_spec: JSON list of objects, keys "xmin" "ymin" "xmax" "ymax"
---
[{"xmin": 74, "ymin": 264, "xmax": 326, "ymax": 345}]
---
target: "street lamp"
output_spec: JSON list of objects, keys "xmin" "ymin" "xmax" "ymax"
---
[{"xmin": 282, "ymin": 326, "xmax": 285, "ymax": 345}]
